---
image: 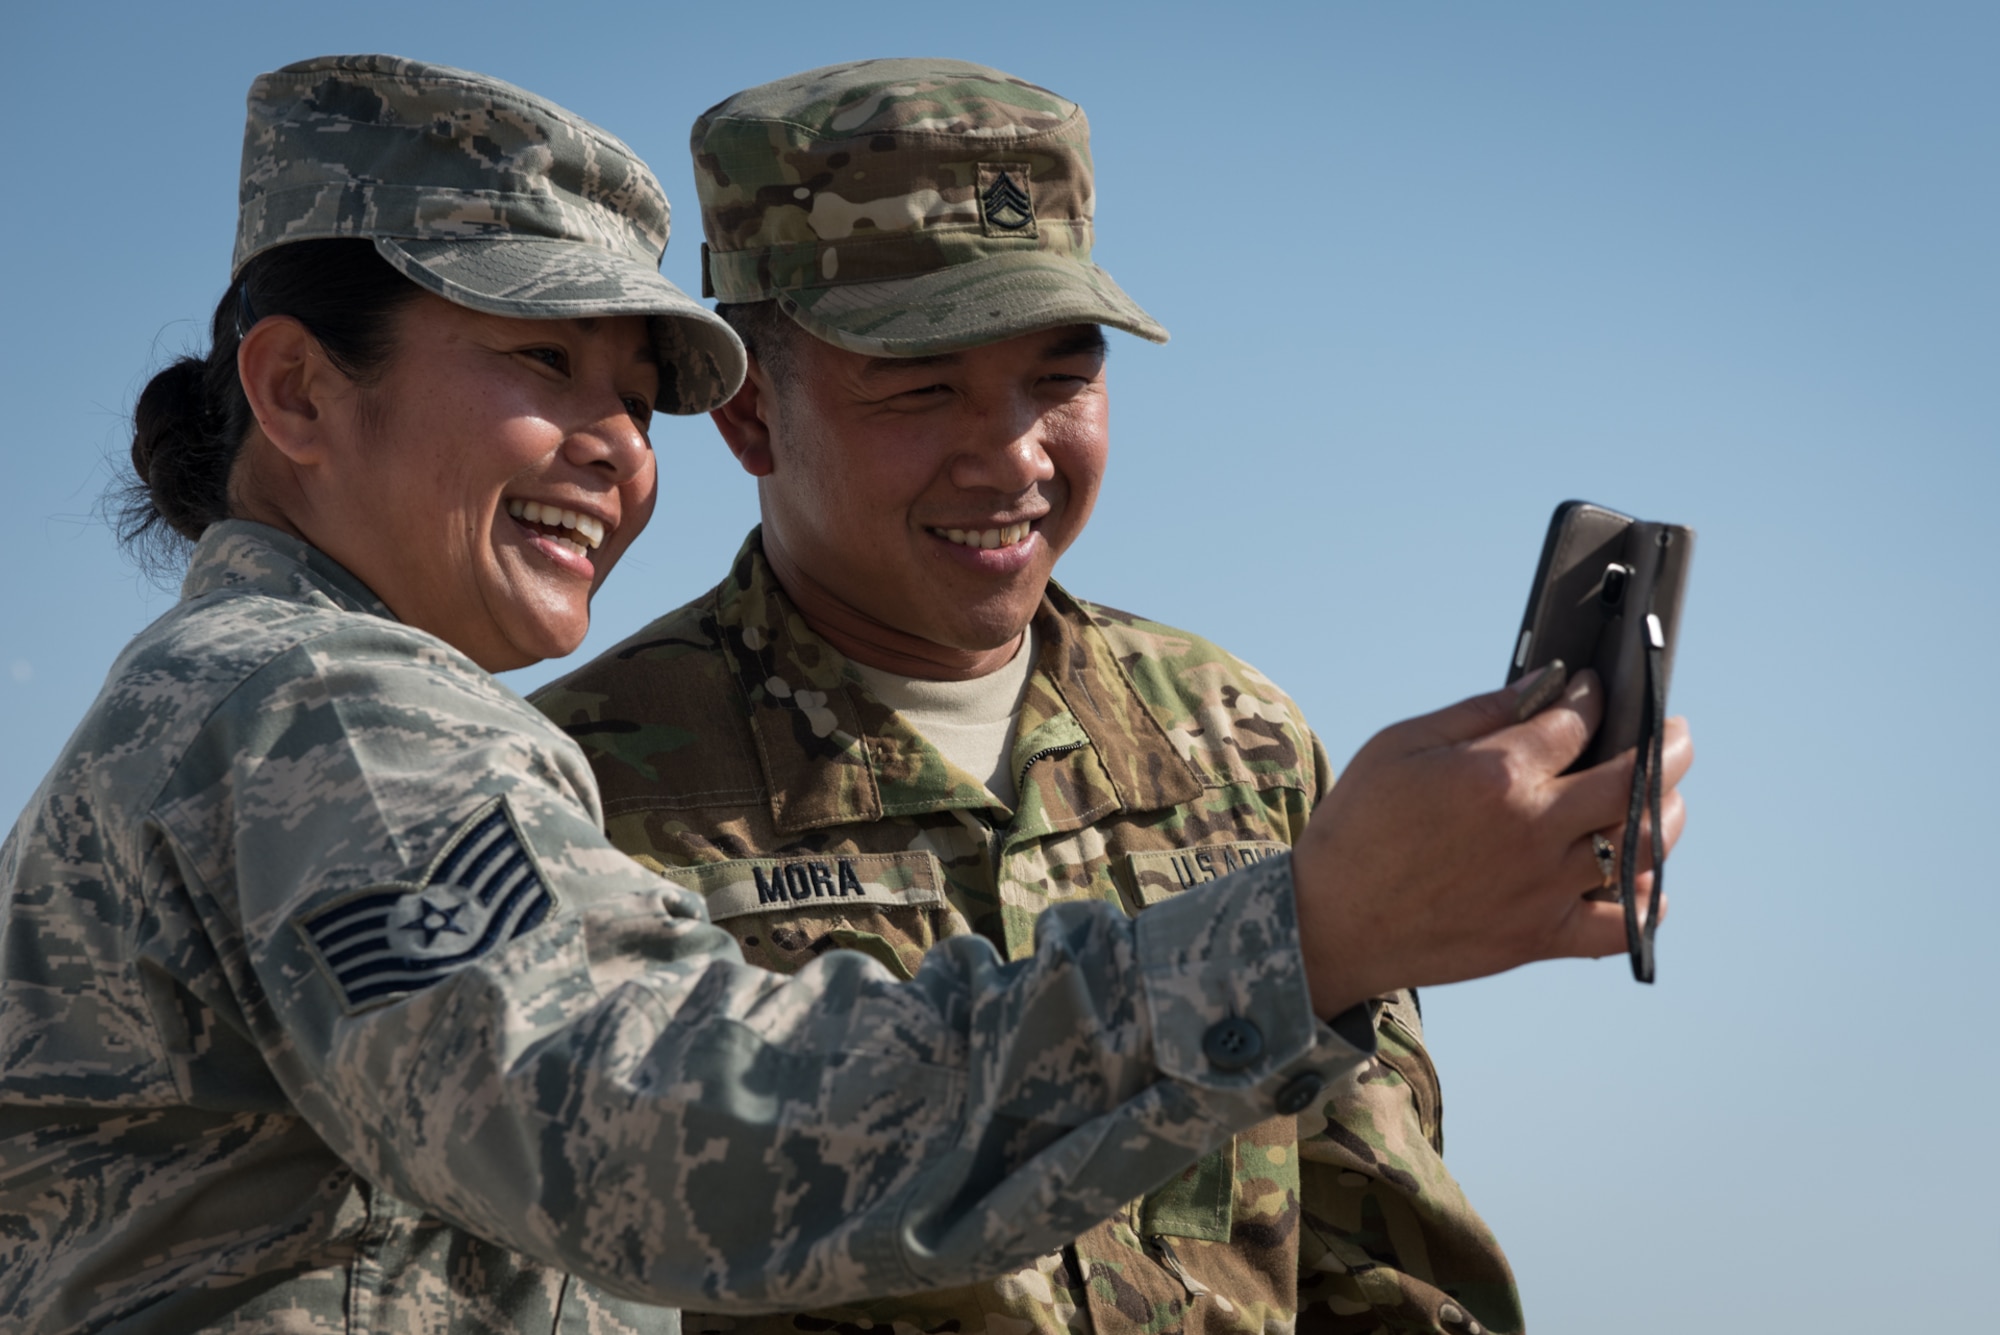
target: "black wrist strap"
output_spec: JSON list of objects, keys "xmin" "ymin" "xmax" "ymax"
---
[{"xmin": 1619, "ymin": 614, "xmax": 1668, "ymax": 983}]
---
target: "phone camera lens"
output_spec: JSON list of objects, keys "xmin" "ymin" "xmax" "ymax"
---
[{"xmin": 1600, "ymin": 564, "xmax": 1630, "ymax": 609}]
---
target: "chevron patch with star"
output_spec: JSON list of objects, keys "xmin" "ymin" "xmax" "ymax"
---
[{"xmin": 294, "ymin": 798, "xmax": 556, "ymax": 1012}]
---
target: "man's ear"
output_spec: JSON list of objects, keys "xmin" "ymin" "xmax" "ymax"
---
[
  {"xmin": 710, "ymin": 354, "xmax": 777, "ymax": 478},
  {"xmin": 236, "ymin": 315, "xmax": 354, "ymax": 466}
]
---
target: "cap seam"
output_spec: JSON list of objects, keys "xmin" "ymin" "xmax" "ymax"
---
[
  {"xmin": 706, "ymin": 219, "xmax": 1086, "ymax": 259},
  {"xmin": 715, "ymin": 260, "xmax": 1119, "ymax": 302},
  {"xmin": 391, "ymin": 236, "xmax": 664, "ymax": 263},
  {"xmin": 247, "ymin": 181, "xmax": 656, "ymax": 217},
  {"xmin": 799, "ymin": 315, "xmax": 1166, "ymax": 358},
  {"xmin": 233, "ymin": 230, "xmax": 657, "ymax": 276},
  {"xmin": 702, "ymin": 103, "xmax": 1084, "ymax": 151},
  {"xmin": 259, "ymin": 69, "xmax": 645, "ymax": 163},
  {"xmin": 373, "ymin": 236, "xmax": 689, "ymax": 293}
]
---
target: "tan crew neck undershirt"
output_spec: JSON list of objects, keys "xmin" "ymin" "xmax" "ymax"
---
[{"xmin": 849, "ymin": 628, "xmax": 1038, "ymax": 808}]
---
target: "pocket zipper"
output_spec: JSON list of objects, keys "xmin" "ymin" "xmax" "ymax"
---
[{"xmin": 1143, "ymin": 1233, "xmax": 1212, "ymax": 1299}]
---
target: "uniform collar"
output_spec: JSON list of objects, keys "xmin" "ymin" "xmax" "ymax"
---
[
  {"xmin": 181, "ymin": 520, "xmax": 398, "ymax": 620},
  {"xmin": 715, "ymin": 530, "xmax": 1200, "ymax": 835}
]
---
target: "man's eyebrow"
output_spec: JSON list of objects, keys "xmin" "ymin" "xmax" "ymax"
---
[
  {"xmin": 860, "ymin": 351, "xmax": 962, "ymax": 377},
  {"xmin": 1042, "ymin": 327, "xmax": 1108, "ymax": 359}
]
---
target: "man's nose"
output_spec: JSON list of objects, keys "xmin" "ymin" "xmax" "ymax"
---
[{"xmin": 950, "ymin": 402, "xmax": 1056, "ymax": 493}]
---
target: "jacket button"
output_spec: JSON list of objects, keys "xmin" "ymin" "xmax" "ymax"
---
[
  {"xmin": 1202, "ymin": 1017, "xmax": 1264, "ymax": 1071},
  {"xmin": 1273, "ymin": 1070, "xmax": 1325, "ymax": 1115}
]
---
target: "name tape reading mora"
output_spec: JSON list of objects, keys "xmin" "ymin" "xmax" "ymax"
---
[{"xmin": 657, "ymin": 850, "xmax": 948, "ymax": 922}]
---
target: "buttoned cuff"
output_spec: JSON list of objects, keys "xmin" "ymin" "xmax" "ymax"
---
[{"xmin": 1134, "ymin": 851, "xmax": 1373, "ymax": 1122}]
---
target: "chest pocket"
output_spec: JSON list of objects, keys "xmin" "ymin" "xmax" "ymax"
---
[
  {"xmin": 1120, "ymin": 840, "xmax": 1289, "ymax": 912},
  {"xmin": 658, "ymin": 850, "xmax": 954, "ymax": 982},
  {"xmin": 1116, "ymin": 839, "xmax": 1295, "ymax": 1244}
]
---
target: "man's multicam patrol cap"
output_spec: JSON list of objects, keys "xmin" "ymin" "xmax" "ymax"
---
[
  {"xmin": 691, "ymin": 58, "xmax": 1168, "ymax": 356},
  {"xmin": 236, "ymin": 54, "xmax": 744, "ymax": 414}
]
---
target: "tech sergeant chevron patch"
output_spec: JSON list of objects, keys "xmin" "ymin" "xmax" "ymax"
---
[{"xmin": 294, "ymin": 798, "xmax": 555, "ymax": 1011}]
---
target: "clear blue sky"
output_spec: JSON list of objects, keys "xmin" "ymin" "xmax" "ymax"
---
[{"xmin": 7, "ymin": 3, "xmax": 1996, "ymax": 1329}]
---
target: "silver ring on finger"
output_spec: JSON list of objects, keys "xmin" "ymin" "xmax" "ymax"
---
[{"xmin": 1591, "ymin": 832, "xmax": 1619, "ymax": 893}]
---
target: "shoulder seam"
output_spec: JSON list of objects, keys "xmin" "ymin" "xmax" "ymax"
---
[{"xmin": 146, "ymin": 603, "xmax": 476, "ymax": 830}]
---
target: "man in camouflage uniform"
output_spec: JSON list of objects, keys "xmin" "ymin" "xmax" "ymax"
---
[{"xmin": 535, "ymin": 60, "xmax": 1522, "ymax": 1335}]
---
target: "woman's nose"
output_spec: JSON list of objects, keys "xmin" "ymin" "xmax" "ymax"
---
[{"xmin": 564, "ymin": 402, "xmax": 651, "ymax": 482}]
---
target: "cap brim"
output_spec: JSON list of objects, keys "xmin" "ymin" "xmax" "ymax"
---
[
  {"xmin": 377, "ymin": 236, "xmax": 746, "ymax": 414},
  {"xmin": 778, "ymin": 251, "xmax": 1168, "ymax": 357}
]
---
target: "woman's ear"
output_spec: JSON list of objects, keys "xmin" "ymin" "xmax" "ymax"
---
[
  {"xmin": 236, "ymin": 315, "xmax": 354, "ymax": 466},
  {"xmin": 709, "ymin": 354, "xmax": 777, "ymax": 478}
]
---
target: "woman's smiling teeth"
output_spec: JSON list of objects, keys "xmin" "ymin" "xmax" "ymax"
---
[
  {"xmin": 506, "ymin": 498, "xmax": 605, "ymax": 557},
  {"xmin": 933, "ymin": 521, "xmax": 1033, "ymax": 551}
]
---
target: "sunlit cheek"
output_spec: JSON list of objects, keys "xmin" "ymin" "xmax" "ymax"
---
[
  {"xmin": 606, "ymin": 466, "xmax": 660, "ymax": 585},
  {"xmin": 1044, "ymin": 426, "xmax": 1107, "ymax": 548},
  {"xmin": 630, "ymin": 457, "xmax": 660, "ymax": 519}
]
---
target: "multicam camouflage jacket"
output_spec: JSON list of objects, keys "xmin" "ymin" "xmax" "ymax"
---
[
  {"xmin": 0, "ymin": 522, "xmax": 1367, "ymax": 1335},
  {"xmin": 532, "ymin": 534, "xmax": 1525, "ymax": 1335}
]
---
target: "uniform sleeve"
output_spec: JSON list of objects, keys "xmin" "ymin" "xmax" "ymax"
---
[
  {"xmin": 153, "ymin": 624, "xmax": 1368, "ymax": 1311},
  {"xmin": 1292, "ymin": 728, "xmax": 1525, "ymax": 1333}
]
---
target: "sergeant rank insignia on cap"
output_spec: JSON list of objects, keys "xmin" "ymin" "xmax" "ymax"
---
[
  {"xmin": 978, "ymin": 163, "xmax": 1037, "ymax": 236},
  {"xmin": 294, "ymin": 798, "xmax": 555, "ymax": 1011}
]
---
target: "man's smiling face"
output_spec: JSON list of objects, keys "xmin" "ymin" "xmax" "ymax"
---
[{"xmin": 721, "ymin": 323, "xmax": 1109, "ymax": 677}]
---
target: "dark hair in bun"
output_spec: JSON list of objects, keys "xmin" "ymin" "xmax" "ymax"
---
[{"xmin": 117, "ymin": 240, "xmax": 421, "ymax": 569}]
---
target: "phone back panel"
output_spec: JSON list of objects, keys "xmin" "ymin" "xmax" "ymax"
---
[{"xmin": 1509, "ymin": 501, "xmax": 1694, "ymax": 770}]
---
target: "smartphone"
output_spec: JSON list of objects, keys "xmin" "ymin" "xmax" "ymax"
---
[{"xmin": 1506, "ymin": 500, "xmax": 1694, "ymax": 771}]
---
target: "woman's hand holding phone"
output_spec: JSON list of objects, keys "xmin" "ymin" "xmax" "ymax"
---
[{"xmin": 1289, "ymin": 666, "xmax": 1692, "ymax": 1018}]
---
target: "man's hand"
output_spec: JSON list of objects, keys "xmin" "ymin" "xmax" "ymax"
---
[{"xmin": 1292, "ymin": 667, "xmax": 1694, "ymax": 1017}]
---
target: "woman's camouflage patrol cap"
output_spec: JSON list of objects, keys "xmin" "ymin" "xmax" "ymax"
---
[
  {"xmin": 691, "ymin": 58, "xmax": 1168, "ymax": 356},
  {"xmin": 236, "ymin": 54, "xmax": 744, "ymax": 414}
]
